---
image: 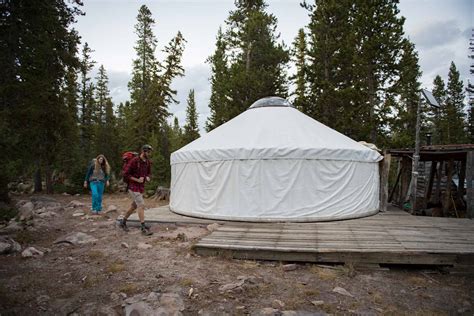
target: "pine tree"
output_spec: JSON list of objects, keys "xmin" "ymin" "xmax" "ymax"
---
[
  {"xmin": 304, "ymin": 0, "xmax": 408, "ymax": 144},
  {"xmin": 95, "ymin": 65, "xmax": 109, "ymax": 124},
  {"xmin": 128, "ymin": 5, "xmax": 185, "ymax": 146},
  {"xmin": 1, "ymin": 1, "xmax": 82, "ymax": 193},
  {"xmin": 443, "ymin": 62, "xmax": 466, "ymax": 143},
  {"xmin": 206, "ymin": 28, "xmax": 230, "ymax": 131},
  {"xmin": 390, "ymin": 39, "xmax": 422, "ymax": 148},
  {"xmin": 93, "ymin": 65, "xmax": 120, "ymax": 169},
  {"xmin": 431, "ymin": 75, "xmax": 446, "ymax": 144},
  {"xmin": 304, "ymin": 0, "xmax": 356, "ymax": 131},
  {"xmin": 183, "ymin": 89, "xmax": 200, "ymax": 145},
  {"xmin": 291, "ymin": 28, "xmax": 310, "ymax": 115},
  {"xmin": 207, "ymin": 0, "xmax": 289, "ymax": 128},
  {"xmin": 352, "ymin": 0, "xmax": 406, "ymax": 143},
  {"xmin": 467, "ymin": 30, "xmax": 474, "ymax": 142},
  {"xmin": 79, "ymin": 43, "xmax": 96, "ymax": 160},
  {"xmin": 169, "ymin": 117, "xmax": 183, "ymax": 152}
]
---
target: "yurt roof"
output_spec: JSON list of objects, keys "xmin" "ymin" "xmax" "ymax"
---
[{"xmin": 171, "ymin": 97, "xmax": 382, "ymax": 164}]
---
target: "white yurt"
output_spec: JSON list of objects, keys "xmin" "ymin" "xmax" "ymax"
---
[{"xmin": 170, "ymin": 97, "xmax": 382, "ymax": 222}]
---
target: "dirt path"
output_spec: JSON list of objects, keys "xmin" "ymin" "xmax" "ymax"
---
[{"xmin": 0, "ymin": 193, "xmax": 473, "ymax": 315}]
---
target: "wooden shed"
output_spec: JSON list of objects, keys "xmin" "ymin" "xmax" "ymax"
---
[{"xmin": 381, "ymin": 144, "xmax": 474, "ymax": 218}]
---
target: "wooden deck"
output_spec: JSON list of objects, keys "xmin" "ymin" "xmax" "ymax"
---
[{"xmin": 194, "ymin": 208, "xmax": 474, "ymax": 266}]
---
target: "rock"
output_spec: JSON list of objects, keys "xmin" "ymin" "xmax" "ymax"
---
[
  {"xmin": 0, "ymin": 236, "xmax": 21, "ymax": 254},
  {"xmin": 121, "ymin": 242, "xmax": 129, "ymax": 249},
  {"xmin": 54, "ymin": 232, "xmax": 98, "ymax": 246},
  {"xmin": 280, "ymin": 311, "xmax": 300, "ymax": 316},
  {"xmin": 62, "ymin": 192, "xmax": 70, "ymax": 196},
  {"xmin": 332, "ymin": 286, "xmax": 353, "ymax": 298},
  {"xmin": 137, "ymin": 242, "xmax": 152, "ymax": 250},
  {"xmin": 0, "ymin": 220, "xmax": 23, "ymax": 234},
  {"xmin": 155, "ymin": 186, "xmax": 170, "ymax": 201},
  {"xmin": 176, "ymin": 233, "xmax": 188, "ymax": 242},
  {"xmin": 311, "ymin": 300, "xmax": 324, "ymax": 306},
  {"xmin": 36, "ymin": 294, "xmax": 50, "ymax": 305},
  {"xmin": 18, "ymin": 202, "xmax": 34, "ymax": 221},
  {"xmin": 15, "ymin": 200, "xmax": 29, "ymax": 208},
  {"xmin": 37, "ymin": 211, "xmax": 57, "ymax": 218},
  {"xmin": 68, "ymin": 200, "xmax": 85, "ymax": 208},
  {"xmin": 206, "ymin": 223, "xmax": 220, "ymax": 232},
  {"xmin": 106, "ymin": 205, "xmax": 118, "ymax": 213},
  {"xmin": 110, "ymin": 293, "xmax": 120, "ymax": 301},
  {"xmin": 125, "ymin": 301, "xmax": 154, "ymax": 316},
  {"xmin": 272, "ymin": 300, "xmax": 285, "ymax": 309},
  {"xmin": 21, "ymin": 247, "xmax": 44, "ymax": 258},
  {"xmin": 282, "ymin": 264, "xmax": 297, "ymax": 272},
  {"xmin": 255, "ymin": 307, "xmax": 280, "ymax": 316},
  {"xmin": 97, "ymin": 306, "xmax": 119, "ymax": 316},
  {"xmin": 156, "ymin": 293, "xmax": 185, "ymax": 315},
  {"xmin": 219, "ymin": 281, "xmax": 244, "ymax": 292},
  {"xmin": 73, "ymin": 211, "xmax": 85, "ymax": 217},
  {"xmin": 146, "ymin": 291, "xmax": 160, "ymax": 302},
  {"xmin": 124, "ymin": 293, "xmax": 147, "ymax": 305},
  {"xmin": 33, "ymin": 207, "xmax": 46, "ymax": 214}
]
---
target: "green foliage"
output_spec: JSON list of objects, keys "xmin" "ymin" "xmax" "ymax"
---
[
  {"xmin": 390, "ymin": 39, "xmax": 422, "ymax": 148},
  {"xmin": 304, "ymin": 0, "xmax": 408, "ymax": 145},
  {"xmin": 183, "ymin": 89, "xmax": 200, "ymax": 145},
  {"xmin": 443, "ymin": 62, "xmax": 467, "ymax": 143},
  {"xmin": 468, "ymin": 30, "xmax": 474, "ymax": 142},
  {"xmin": 0, "ymin": 0, "xmax": 83, "ymax": 196},
  {"xmin": 290, "ymin": 28, "xmax": 310, "ymax": 114},
  {"xmin": 206, "ymin": 0, "xmax": 289, "ymax": 131}
]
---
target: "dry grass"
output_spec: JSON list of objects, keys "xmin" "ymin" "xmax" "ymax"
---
[
  {"xmin": 107, "ymin": 260, "xmax": 125, "ymax": 273},
  {"xmin": 371, "ymin": 291, "xmax": 384, "ymax": 305},
  {"xmin": 88, "ymin": 250, "xmax": 104, "ymax": 259},
  {"xmin": 179, "ymin": 277, "xmax": 195, "ymax": 287},
  {"xmin": 119, "ymin": 283, "xmax": 139, "ymax": 295},
  {"xmin": 407, "ymin": 275, "xmax": 428, "ymax": 286},
  {"xmin": 14, "ymin": 230, "xmax": 36, "ymax": 244},
  {"xmin": 309, "ymin": 265, "xmax": 338, "ymax": 281},
  {"xmin": 83, "ymin": 275, "xmax": 103, "ymax": 288}
]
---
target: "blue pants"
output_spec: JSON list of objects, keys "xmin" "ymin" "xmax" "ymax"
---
[{"xmin": 90, "ymin": 181, "xmax": 105, "ymax": 212}]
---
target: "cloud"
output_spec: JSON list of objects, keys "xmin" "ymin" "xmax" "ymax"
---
[
  {"xmin": 169, "ymin": 64, "xmax": 212, "ymax": 133},
  {"xmin": 412, "ymin": 20, "xmax": 463, "ymax": 50},
  {"xmin": 107, "ymin": 70, "xmax": 131, "ymax": 104}
]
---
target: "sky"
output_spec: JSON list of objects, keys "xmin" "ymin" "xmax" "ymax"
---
[{"xmin": 75, "ymin": 0, "xmax": 473, "ymax": 132}]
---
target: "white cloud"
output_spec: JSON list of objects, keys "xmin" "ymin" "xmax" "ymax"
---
[{"xmin": 412, "ymin": 20, "xmax": 463, "ymax": 50}]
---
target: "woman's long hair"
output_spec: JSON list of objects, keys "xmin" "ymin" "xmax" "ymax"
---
[{"xmin": 94, "ymin": 154, "xmax": 111, "ymax": 175}]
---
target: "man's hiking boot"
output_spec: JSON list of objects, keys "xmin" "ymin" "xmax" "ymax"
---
[
  {"xmin": 141, "ymin": 226, "xmax": 153, "ymax": 236},
  {"xmin": 118, "ymin": 218, "xmax": 129, "ymax": 232}
]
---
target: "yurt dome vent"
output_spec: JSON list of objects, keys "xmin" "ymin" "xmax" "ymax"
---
[{"xmin": 248, "ymin": 96, "xmax": 293, "ymax": 109}]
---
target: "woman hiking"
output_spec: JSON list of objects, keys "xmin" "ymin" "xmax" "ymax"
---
[{"xmin": 84, "ymin": 154, "xmax": 111, "ymax": 215}]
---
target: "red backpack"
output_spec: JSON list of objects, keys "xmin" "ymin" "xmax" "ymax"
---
[{"xmin": 121, "ymin": 151, "xmax": 138, "ymax": 183}]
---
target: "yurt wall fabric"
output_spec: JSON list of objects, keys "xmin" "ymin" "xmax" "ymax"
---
[{"xmin": 170, "ymin": 104, "xmax": 382, "ymax": 222}]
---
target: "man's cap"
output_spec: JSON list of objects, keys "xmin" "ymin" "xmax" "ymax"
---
[{"xmin": 142, "ymin": 144, "xmax": 153, "ymax": 151}]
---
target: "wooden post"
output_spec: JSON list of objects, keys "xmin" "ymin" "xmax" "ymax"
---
[
  {"xmin": 388, "ymin": 168, "xmax": 402, "ymax": 203},
  {"xmin": 443, "ymin": 159, "xmax": 454, "ymax": 217},
  {"xmin": 434, "ymin": 161, "xmax": 443, "ymax": 204},
  {"xmin": 466, "ymin": 151, "xmax": 474, "ymax": 219},
  {"xmin": 459, "ymin": 159, "xmax": 466, "ymax": 199},
  {"xmin": 399, "ymin": 156, "xmax": 412, "ymax": 208},
  {"xmin": 380, "ymin": 152, "xmax": 391, "ymax": 212},
  {"xmin": 425, "ymin": 161, "xmax": 437, "ymax": 206}
]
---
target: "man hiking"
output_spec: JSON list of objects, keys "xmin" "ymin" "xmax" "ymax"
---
[{"xmin": 118, "ymin": 144, "xmax": 153, "ymax": 235}]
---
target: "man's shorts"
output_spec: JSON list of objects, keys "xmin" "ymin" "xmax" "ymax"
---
[{"xmin": 128, "ymin": 190, "xmax": 145, "ymax": 207}]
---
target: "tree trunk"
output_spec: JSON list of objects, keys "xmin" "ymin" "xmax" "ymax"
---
[
  {"xmin": 0, "ymin": 171, "xmax": 10, "ymax": 203},
  {"xmin": 45, "ymin": 165, "xmax": 53, "ymax": 194},
  {"xmin": 34, "ymin": 161, "xmax": 42, "ymax": 192}
]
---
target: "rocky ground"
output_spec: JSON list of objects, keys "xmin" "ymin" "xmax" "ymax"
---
[{"xmin": 0, "ymin": 193, "xmax": 473, "ymax": 315}]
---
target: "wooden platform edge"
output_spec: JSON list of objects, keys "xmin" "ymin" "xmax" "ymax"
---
[{"xmin": 193, "ymin": 246, "xmax": 474, "ymax": 267}]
